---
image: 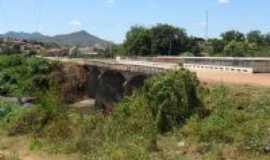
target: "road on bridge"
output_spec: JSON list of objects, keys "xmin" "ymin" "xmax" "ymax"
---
[{"xmin": 44, "ymin": 57, "xmax": 270, "ymax": 87}]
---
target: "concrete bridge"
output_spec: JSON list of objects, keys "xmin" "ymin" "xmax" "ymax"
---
[
  {"xmin": 44, "ymin": 56, "xmax": 270, "ymax": 111},
  {"xmin": 45, "ymin": 57, "xmax": 180, "ymax": 112}
]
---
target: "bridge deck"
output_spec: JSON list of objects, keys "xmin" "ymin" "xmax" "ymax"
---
[
  {"xmin": 43, "ymin": 57, "xmax": 270, "ymax": 87},
  {"xmin": 45, "ymin": 57, "xmax": 180, "ymax": 74}
]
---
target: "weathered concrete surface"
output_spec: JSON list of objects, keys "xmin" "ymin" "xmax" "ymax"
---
[
  {"xmin": 155, "ymin": 56, "xmax": 270, "ymax": 73},
  {"xmin": 44, "ymin": 57, "xmax": 180, "ymax": 112},
  {"xmin": 43, "ymin": 56, "xmax": 270, "ymax": 112},
  {"xmin": 44, "ymin": 57, "xmax": 180, "ymax": 75}
]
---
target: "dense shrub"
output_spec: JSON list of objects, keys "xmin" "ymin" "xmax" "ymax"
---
[
  {"xmin": 0, "ymin": 55, "xmax": 53, "ymax": 96},
  {"xmin": 74, "ymin": 70, "xmax": 204, "ymax": 158},
  {"xmin": 181, "ymin": 85, "xmax": 270, "ymax": 155},
  {"xmin": 4, "ymin": 87, "xmax": 67, "ymax": 136},
  {"xmin": 143, "ymin": 70, "xmax": 204, "ymax": 133},
  {"xmin": 0, "ymin": 102, "xmax": 22, "ymax": 121}
]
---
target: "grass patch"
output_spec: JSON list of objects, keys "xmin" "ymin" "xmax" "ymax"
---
[{"xmin": 181, "ymin": 85, "xmax": 270, "ymax": 159}]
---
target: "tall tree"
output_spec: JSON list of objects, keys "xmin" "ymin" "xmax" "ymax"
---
[
  {"xmin": 247, "ymin": 30, "xmax": 264, "ymax": 45},
  {"xmin": 123, "ymin": 26, "xmax": 151, "ymax": 56},
  {"xmin": 264, "ymin": 33, "xmax": 270, "ymax": 45},
  {"xmin": 150, "ymin": 24, "xmax": 188, "ymax": 55},
  {"xmin": 207, "ymin": 38, "xmax": 225, "ymax": 55},
  {"xmin": 221, "ymin": 30, "xmax": 245, "ymax": 42}
]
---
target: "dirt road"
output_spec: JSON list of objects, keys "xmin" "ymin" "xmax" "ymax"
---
[{"xmin": 193, "ymin": 69, "xmax": 270, "ymax": 87}]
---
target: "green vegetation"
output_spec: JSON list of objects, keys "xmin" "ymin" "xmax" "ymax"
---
[
  {"xmin": 118, "ymin": 24, "xmax": 195, "ymax": 56},
  {"xmin": 0, "ymin": 65, "xmax": 206, "ymax": 159},
  {"xmin": 116, "ymin": 24, "xmax": 270, "ymax": 57},
  {"xmin": 180, "ymin": 85, "xmax": 270, "ymax": 159},
  {"xmin": 0, "ymin": 54, "xmax": 53, "ymax": 96},
  {"xmin": 0, "ymin": 55, "xmax": 269, "ymax": 159},
  {"xmin": 207, "ymin": 30, "xmax": 270, "ymax": 57}
]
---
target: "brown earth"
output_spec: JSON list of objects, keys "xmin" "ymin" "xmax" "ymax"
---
[
  {"xmin": 192, "ymin": 69, "xmax": 270, "ymax": 87},
  {"xmin": 50, "ymin": 63, "xmax": 91, "ymax": 103}
]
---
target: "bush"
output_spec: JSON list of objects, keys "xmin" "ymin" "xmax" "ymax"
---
[
  {"xmin": 5, "ymin": 107, "xmax": 49, "ymax": 136},
  {"xmin": 181, "ymin": 85, "xmax": 270, "ymax": 155},
  {"xmin": 73, "ymin": 70, "xmax": 204, "ymax": 158},
  {"xmin": 5, "ymin": 87, "xmax": 67, "ymax": 136},
  {"xmin": 0, "ymin": 55, "xmax": 53, "ymax": 96},
  {"xmin": 143, "ymin": 70, "xmax": 204, "ymax": 133},
  {"xmin": 0, "ymin": 102, "xmax": 22, "ymax": 121}
]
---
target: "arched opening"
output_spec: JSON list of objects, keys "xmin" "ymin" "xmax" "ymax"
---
[
  {"xmin": 95, "ymin": 71, "xmax": 126, "ymax": 112},
  {"xmin": 125, "ymin": 75, "xmax": 148, "ymax": 95},
  {"xmin": 87, "ymin": 66, "xmax": 101, "ymax": 98}
]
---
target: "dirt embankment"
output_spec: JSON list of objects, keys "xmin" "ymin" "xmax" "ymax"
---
[
  {"xmin": 193, "ymin": 70, "xmax": 270, "ymax": 87},
  {"xmin": 50, "ymin": 63, "xmax": 91, "ymax": 103}
]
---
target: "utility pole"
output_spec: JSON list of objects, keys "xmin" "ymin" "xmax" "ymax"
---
[{"xmin": 205, "ymin": 10, "xmax": 209, "ymax": 41}]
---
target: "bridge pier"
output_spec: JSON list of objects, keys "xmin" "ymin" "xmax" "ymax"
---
[{"xmin": 87, "ymin": 67, "xmax": 150, "ymax": 112}]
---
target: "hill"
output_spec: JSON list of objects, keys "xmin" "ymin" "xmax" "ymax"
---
[
  {"xmin": 53, "ymin": 30, "xmax": 109, "ymax": 47},
  {"xmin": 0, "ymin": 30, "xmax": 110, "ymax": 48}
]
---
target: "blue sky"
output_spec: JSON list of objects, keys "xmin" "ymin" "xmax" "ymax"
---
[{"xmin": 0, "ymin": 0, "xmax": 269, "ymax": 43}]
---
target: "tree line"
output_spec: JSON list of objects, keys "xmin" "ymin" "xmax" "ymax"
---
[{"xmin": 110, "ymin": 24, "xmax": 270, "ymax": 57}]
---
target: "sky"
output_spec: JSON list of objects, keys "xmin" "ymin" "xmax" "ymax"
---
[{"xmin": 0, "ymin": 0, "xmax": 269, "ymax": 43}]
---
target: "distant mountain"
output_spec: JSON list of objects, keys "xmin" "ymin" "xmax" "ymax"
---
[
  {"xmin": 53, "ymin": 30, "xmax": 109, "ymax": 47},
  {"xmin": 3, "ymin": 31, "xmax": 51, "ymax": 42},
  {"xmin": 0, "ymin": 30, "xmax": 110, "ymax": 48}
]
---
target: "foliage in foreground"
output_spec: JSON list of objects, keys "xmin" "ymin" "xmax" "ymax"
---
[
  {"xmin": 0, "ymin": 70, "xmax": 204, "ymax": 159},
  {"xmin": 180, "ymin": 85, "xmax": 270, "ymax": 159},
  {"xmin": 0, "ymin": 54, "xmax": 53, "ymax": 96},
  {"xmin": 1, "ymin": 67, "xmax": 270, "ymax": 160}
]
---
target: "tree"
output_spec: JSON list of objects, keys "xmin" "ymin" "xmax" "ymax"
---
[
  {"xmin": 123, "ymin": 26, "xmax": 151, "ymax": 56},
  {"xmin": 143, "ymin": 70, "xmax": 203, "ymax": 133},
  {"xmin": 224, "ymin": 40, "xmax": 252, "ymax": 57},
  {"xmin": 150, "ymin": 24, "xmax": 188, "ymax": 55},
  {"xmin": 264, "ymin": 33, "xmax": 270, "ymax": 45},
  {"xmin": 221, "ymin": 30, "xmax": 245, "ymax": 42},
  {"xmin": 186, "ymin": 37, "xmax": 205, "ymax": 56},
  {"xmin": 105, "ymin": 44, "xmax": 125, "ymax": 57},
  {"xmin": 247, "ymin": 30, "xmax": 264, "ymax": 45},
  {"xmin": 207, "ymin": 38, "xmax": 225, "ymax": 55}
]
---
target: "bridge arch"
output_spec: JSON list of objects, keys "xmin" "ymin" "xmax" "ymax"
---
[
  {"xmin": 124, "ymin": 74, "xmax": 148, "ymax": 95},
  {"xmin": 95, "ymin": 70, "xmax": 126, "ymax": 112},
  {"xmin": 87, "ymin": 66, "xmax": 101, "ymax": 98}
]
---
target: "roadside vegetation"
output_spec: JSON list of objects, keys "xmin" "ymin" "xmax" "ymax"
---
[
  {"xmin": 111, "ymin": 24, "xmax": 270, "ymax": 57},
  {"xmin": 0, "ymin": 54, "xmax": 269, "ymax": 160},
  {"xmin": 0, "ymin": 54, "xmax": 53, "ymax": 97}
]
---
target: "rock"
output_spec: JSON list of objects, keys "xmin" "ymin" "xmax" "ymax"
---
[
  {"xmin": 177, "ymin": 141, "xmax": 185, "ymax": 147},
  {"xmin": 71, "ymin": 99, "xmax": 96, "ymax": 113},
  {"xmin": 19, "ymin": 97, "xmax": 37, "ymax": 104},
  {"xmin": 264, "ymin": 144, "xmax": 270, "ymax": 153}
]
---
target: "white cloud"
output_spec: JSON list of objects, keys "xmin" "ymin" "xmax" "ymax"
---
[
  {"xmin": 69, "ymin": 20, "xmax": 82, "ymax": 31},
  {"xmin": 69, "ymin": 20, "xmax": 82, "ymax": 27},
  {"xmin": 218, "ymin": 0, "xmax": 230, "ymax": 4}
]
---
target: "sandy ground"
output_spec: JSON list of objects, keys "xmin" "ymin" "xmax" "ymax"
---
[{"xmin": 191, "ymin": 69, "xmax": 270, "ymax": 87}]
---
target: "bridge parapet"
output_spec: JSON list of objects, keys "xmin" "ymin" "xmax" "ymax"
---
[
  {"xmin": 45, "ymin": 57, "xmax": 181, "ymax": 75},
  {"xmin": 154, "ymin": 56, "xmax": 270, "ymax": 73}
]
